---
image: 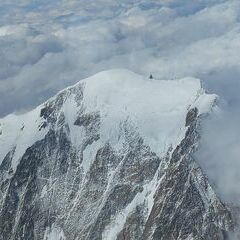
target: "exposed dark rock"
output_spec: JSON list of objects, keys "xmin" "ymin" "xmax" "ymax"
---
[
  {"xmin": 186, "ymin": 107, "xmax": 198, "ymax": 126},
  {"xmin": 74, "ymin": 112, "xmax": 100, "ymax": 127},
  {"xmin": 38, "ymin": 121, "xmax": 47, "ymax": 131}
]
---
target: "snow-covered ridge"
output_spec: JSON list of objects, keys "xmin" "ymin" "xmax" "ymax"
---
[{"xmin": 0, "ymin": 69, "xmax": 216, "ymax": 172}]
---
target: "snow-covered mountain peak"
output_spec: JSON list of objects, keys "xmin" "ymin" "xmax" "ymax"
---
[
  {"xmin": 80, "ymin": 69, "xmax": 216, "ymax": 154},
  {"xmin": 0, "ymin": 69, "xmax": 233, "ymax": 240},
  {"xmin": 0, "ymin": 69, "xmax": 216, "ymax": 172}
]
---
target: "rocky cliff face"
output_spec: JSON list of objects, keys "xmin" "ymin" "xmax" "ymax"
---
[{"xmin": 0, "ymin": 70, "xmax": 234, "ymax": 239}]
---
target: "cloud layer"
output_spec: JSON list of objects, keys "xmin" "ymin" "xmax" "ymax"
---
[
  {"xmin": 0, "ymin": 0, "xmax": 240, "ymax": 204},
  {"xmin": 0, "ymin": 0, "xmax": 238, "ymax": 115}
]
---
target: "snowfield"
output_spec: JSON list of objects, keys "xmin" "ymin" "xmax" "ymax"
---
[{"xmin": 0, "ymin": 69, "xmax": 216, "ymax": 172}]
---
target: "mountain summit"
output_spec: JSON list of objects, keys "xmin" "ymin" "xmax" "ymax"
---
[{"xmin": 0, "ymin": 69, "xmax": 233, "ymax": 239}]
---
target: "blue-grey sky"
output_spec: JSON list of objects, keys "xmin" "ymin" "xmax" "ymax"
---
[{"xmin": 0, "ymin": 0, "xmax": 240, "ymax": 203}]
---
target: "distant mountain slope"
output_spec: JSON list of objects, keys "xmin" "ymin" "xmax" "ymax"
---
[{"xmin": 0, "ymin": 69, "xmax": 233, "ymax": 239}]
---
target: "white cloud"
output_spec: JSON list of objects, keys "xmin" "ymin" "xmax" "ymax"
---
[{"xmin": 196, "ymin": 110, "xmax": 240, "ymax": 203}]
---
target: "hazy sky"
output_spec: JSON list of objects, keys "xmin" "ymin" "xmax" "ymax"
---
[{"xmin": 0, "ymin": 0, "xmax": 240, "ymax": 203}]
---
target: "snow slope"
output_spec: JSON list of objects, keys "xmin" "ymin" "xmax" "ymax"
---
[{"xmin": 0, "ymin": 69, "xmax": 216, "ymax": 171}]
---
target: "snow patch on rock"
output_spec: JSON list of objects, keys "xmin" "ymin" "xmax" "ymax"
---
[{"xmin": 43, "ymin": 225, "xmax": 66, "ymax": 240}]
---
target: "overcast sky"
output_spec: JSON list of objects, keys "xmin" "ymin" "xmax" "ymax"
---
[{"xmin": 0, "ymin": 0, "xmax": 240, "ymax": 203}]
